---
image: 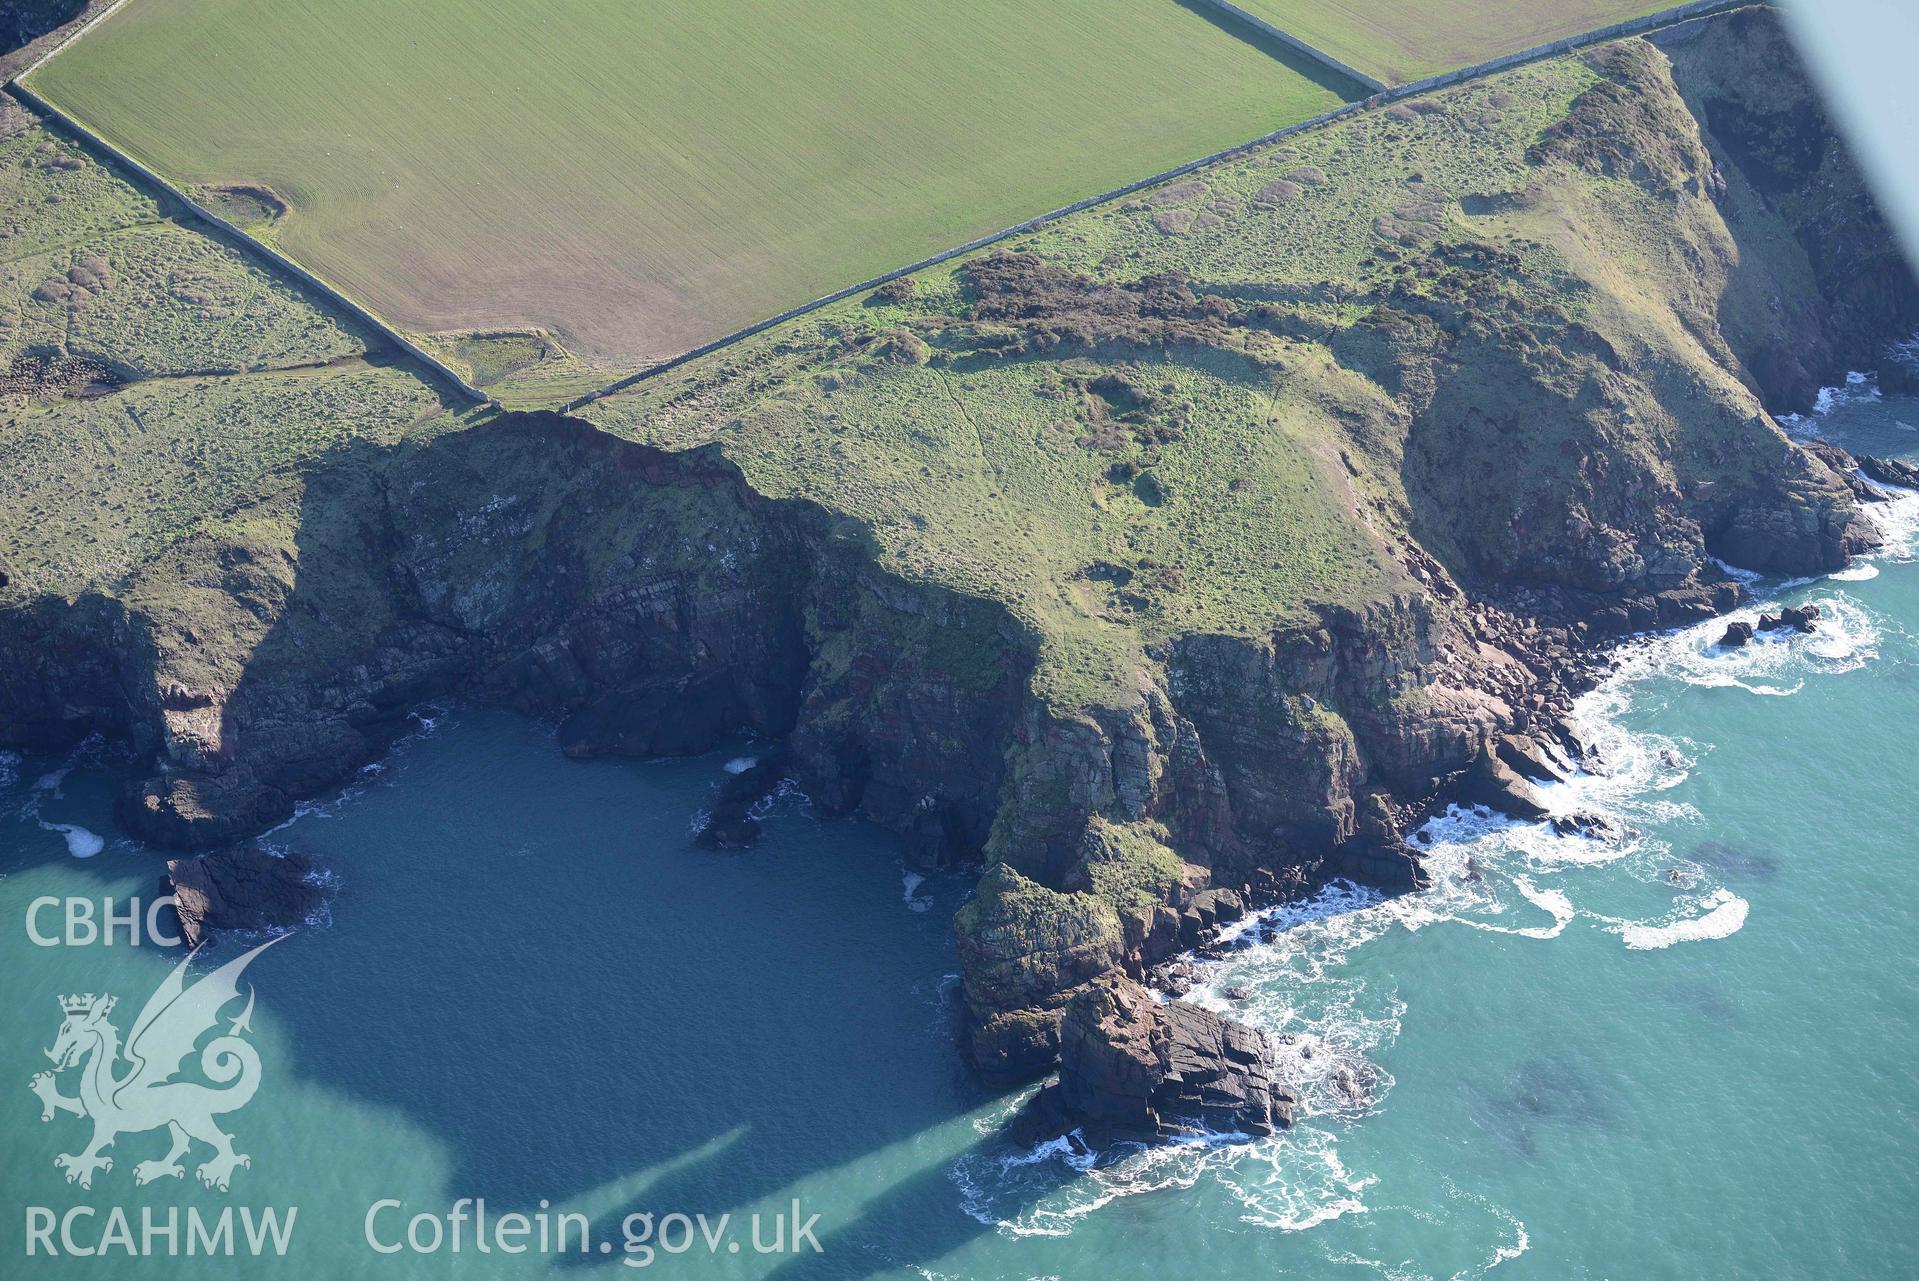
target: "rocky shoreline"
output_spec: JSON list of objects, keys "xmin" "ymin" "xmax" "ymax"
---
[
  {"xmin": 992, "ymin": 438, "xmax": 1907, "ymax": 1145},
  {"xmin": 3, "ymin": 7, "xmax": 1917, "ymax": 1148}
]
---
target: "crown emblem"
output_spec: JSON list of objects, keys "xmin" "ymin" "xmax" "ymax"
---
[{"xmin": 59, "ymin": 993, "xmax": 114, "ymax": 1016}]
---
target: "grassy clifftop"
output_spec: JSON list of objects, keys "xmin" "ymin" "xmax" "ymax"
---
[
  {"xmin": 0, "ymin": 104, "xmax": 449, "ymax": 601},
  {"xmin": 1, "ymin": 11, "xmax": 1909, "ymax": 877},
  {"xmin": 584, "ymin": 12, "xmax": 1912, "ymax": 712}
]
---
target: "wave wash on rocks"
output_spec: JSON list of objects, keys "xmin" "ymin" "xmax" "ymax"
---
[{"xmin": 1, "ymin": 10, "xmax": 1915, "ymax": 1106}]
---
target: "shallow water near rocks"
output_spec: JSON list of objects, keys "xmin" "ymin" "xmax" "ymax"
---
[{"xmin": 3, "ymin": 390, "xmax": 1916, "ymax": 1279}]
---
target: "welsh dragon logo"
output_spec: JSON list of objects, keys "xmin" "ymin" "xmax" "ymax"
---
[{"xmin": 29, "ymin": 935, "xmax": 286, "ymax": 1191}]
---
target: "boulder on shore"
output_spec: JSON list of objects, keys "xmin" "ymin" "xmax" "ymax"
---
[
  {"xmin": 1859, "ymin": 454, "xmax": 1919, "ymax": 491},
  {"xmin": 1457, "ymin": 745, "xmax": 1550, "ymax": 820},
  {"xmin": 164, "ymin": 845, "xmax": 322, "ymax": 946},
  {"xmin": 1010, "ymin": 974, "xmax": 1294, "ymax": 1147},
  {"xmin": 1495, "ymin": 733, "xmax": 1567, "ymax": 783}
]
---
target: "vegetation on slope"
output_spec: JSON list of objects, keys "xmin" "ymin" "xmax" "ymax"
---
[
  {"xmin": 0, "ymin": 109, "xmax": 450, "ymax": 600},
  {"xmin": 587, "ymin": 34, "xmax": 1880, "ymax": 709}
]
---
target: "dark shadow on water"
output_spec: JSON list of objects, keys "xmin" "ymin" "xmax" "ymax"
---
[
  {"xmin": 0, "ymin": 414, "xmax": 1087, "ymax": 1275},
  {"xmin": 2, "ymin": 715, "xmax": 1049, "ymax": 1277},
  {"xmin": 1465, "ymin": 1053, "xmax": 1618, "ymax": 1162}
]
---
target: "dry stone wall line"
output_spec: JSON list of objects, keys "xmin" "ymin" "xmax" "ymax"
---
[
  {"xmin": 1190, "ymin": 0, "xmax": 1391, "ymax": 93},
  {"xmin": 569, "ymin": 0, "xmax": 1751, "ymax": 410},
  {"xmin": 8, "ymin": 9, "xmax": 489, "ymax": 407},
  {"xmin": 10, "ymin": 0, "xmax": 1750, "ymax": 414}
]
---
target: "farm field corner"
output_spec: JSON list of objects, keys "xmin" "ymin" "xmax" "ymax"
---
[
  {"xmin": 1230, "ymin": 0, "xmax": 1678, "ymax": 85},
  {"xmin": 23, "ymin": 0, "xmax": 1353, "ymax": 393}
]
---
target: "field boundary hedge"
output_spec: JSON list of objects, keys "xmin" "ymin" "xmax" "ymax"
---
[
  {"xmin": 567, "ymin": 0, "xmax": 1751, "ymax": 410},
  {"xmin": 8, "ymin": 0, "xmax": 1751, "ymax": 414},
  {"xmin": 8, "ymin": 18, "xmax": 489, "ymax": 407}
]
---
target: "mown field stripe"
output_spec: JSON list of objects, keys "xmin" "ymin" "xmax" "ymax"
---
[
  {"xmin": 1385, "ymin": 0, "xmax": 1734, "ymax": 96},
  {"xmin": 572, "ymin": 0, "xmax": 1751, "ymax": 412}
]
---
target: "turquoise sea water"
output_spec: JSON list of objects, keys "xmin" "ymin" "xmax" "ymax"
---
[{"xmin": 3, "ymin": 383, "xmax": 1916, "ymax": 1279}]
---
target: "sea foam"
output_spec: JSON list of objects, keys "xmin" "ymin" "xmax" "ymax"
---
[{"xmin": 1614, "ymin": 888, "xmax": 1749, "ymax": 950}]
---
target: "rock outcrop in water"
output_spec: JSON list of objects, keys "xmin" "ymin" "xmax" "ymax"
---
[
  {"xmin": 1012, "ymin": 973, "xmax": 1294, "ymax": 1145},
  {"xmin": 1758, "ymin": 604, "xmax": 1821, "ymax": 635},
  {"xmin": 163, "ymin": 845, "xmax": 322, "ymax": 946},
  {"xmin": 1858, "ymin": 455, "xmax": 1919, "ymax": 491}
]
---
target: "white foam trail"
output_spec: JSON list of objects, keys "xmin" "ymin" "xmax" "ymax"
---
[
  {"xmin": 1613, "ymin": 888, "xmax": 1749, "ymax": 950},
  {"xmin": 40, "ymin": 822, "xmax": 103, "ymax": 859},
  {"xmin": 1441, "ymin": 1178, "xmax": 1532, "ymax": 1277},
  {"xmin": 1858, "ymin": 478, "xmax": 1919, "ymax": 563},
  {"xmin": 1808, "ymin": 370, "xmax": 1881, "ymax": 417},
  {"xmin": 747, "ymin": 776, "xmax": 809, "ymax": 819},
  {"xmin": 723, "ymin": 755, "xmax": 758, "ymax": 775},
  {"xmin": 902, "ymin": 870, "xmax": 932, "ymax": 912},
  {"xmin": 954, "ymin": 375, "xmax": 1912, "ymax": 1249}
]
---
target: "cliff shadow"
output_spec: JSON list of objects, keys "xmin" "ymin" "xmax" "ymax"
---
[{"xmin": 63, "ymin": 411, "xmax": 1061, "ymax": 1269}]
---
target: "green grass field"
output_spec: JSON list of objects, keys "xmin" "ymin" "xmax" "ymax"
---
[
  {"xmin": 25, "ymin": 0, "xmax": 1352, "ymax": 381},
  {"xmin": 1231, "ymin": 0, "xmax": 1675, "ymax": 85}
]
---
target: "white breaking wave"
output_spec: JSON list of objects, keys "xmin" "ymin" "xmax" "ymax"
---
[
  {"xmin": 1815, "ymin": 369, "xmax": 1881, "ymax": 417},
  {"xmin": 953, "ymin": 374, "xmax": 1914, "ymax": 1256},
  {"xmin": 1859, "ymin": 477, "xmax": 1919, "ymax": 564},
  {"xmin": 41, "ymin": 822, "xmax": 103, "ymax": 859},
  {"xmin": 1612, "ymin": 888, "xmax": 1750, "ymax": 950}
]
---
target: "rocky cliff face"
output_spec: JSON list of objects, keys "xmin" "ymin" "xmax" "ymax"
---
[
  {"xmin": 6, "ymin": 414, "xmax": 1033, "ymax": 858},
  {"xmin": 2, "ymin": 8, "xmax": 1914, "ymax": 1105}
]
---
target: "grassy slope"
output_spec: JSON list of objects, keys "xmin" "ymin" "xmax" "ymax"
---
[
  {"xmin": 0, "ymin": 114, "xmax": 448, "ymax": 600},
  {"xmin": 1232, "ymin": 0, "xmax": 1674, "ymax": 85},
  {"xmin": 585, "ymin": 35, "xmax": 1836, "ymax": 712},
  {"xmin": 26, "ymin": 0, "xmax": 1349, "ymax": 375},
  {"xmin": 582, "ymin": 60, "xmax": 1610, "ymax": 707},
  {"xmin": 0, "ymin": 112, "xmax": 366, "ymax": 377}
]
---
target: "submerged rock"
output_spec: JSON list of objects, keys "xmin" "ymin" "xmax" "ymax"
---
[
  {"xmin": 1011, "ymin": 974, "xmax": 1293, "ymax": 1146},
  {"xmin": 163, "ymin": 845, "xmax": 322, "ymax": 946}
]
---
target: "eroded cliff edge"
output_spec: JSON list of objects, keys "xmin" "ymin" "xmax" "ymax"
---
[{"xmin": 1, "ymin": 10, "xmax": 1914, "ymax": 1092}]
